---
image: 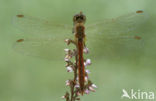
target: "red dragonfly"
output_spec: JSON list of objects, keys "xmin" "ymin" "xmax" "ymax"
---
[
  {"xmin": 73, "ymin": 12, "xmax": 86, "ymax": 93},
  {"xmin": 13, "ymin": 10, "xmax": 147, "ymax": 93}
]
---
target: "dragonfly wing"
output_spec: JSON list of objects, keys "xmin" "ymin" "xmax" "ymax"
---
[
  {"xmin": 86, "ymin": 10, "xmax": 148, "ymax": 60},
  {"xmin": 86, "ymin": 35, "xmax": 145, "ymax": 60},
  {"xmin": 86, "ymin": 10, "xmax": 148, "ymax": 37},
  {"xmin": 14, "ymin": 35, "xmax": 74, "ymax": 60},
  {"xmin": 13, "ymin": 14, "xmax": 72, "ymax": 36},
  {"xmin": 13, "ymin": 14, "xmax": 74, "ymax": 60}
]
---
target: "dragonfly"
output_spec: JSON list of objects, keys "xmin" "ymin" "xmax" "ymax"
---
[
  {"xmin": 13, "ymin": 10, "xmax": 148, "ymax": 61},
  {"xmin": 13, "ymin": 10, "xmax": 147, "ymax": 94},
  {"xmin": 72, "ymin": 11, "xmax": 86, "ymax": 93}
]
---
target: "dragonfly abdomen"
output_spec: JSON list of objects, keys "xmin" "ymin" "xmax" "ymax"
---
[
  {"xmin": 74, "ymin": 24, "xmax": 86, "ymax": 94},
  {"xmin": 78, "ymin": 38, "xmax": 85, "ymax": 94}
]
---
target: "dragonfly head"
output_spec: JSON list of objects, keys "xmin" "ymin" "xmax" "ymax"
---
[{"xmin": 73, "ymin": 11, "xmax": 86, "ymax": 24}]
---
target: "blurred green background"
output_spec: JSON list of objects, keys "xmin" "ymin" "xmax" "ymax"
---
[{"xmin": 0, "ymin": 0, "xmax": 156, "ymax": 101}]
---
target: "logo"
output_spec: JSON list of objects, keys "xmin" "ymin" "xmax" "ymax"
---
[{"xmin": 121, "ymin": 89, "xmax": 155, "ymax": 100}]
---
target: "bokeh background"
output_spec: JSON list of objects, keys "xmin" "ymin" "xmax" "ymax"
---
[{"xmin": 0, "ymin": 0, "xmax": 156, "ymax": 101}]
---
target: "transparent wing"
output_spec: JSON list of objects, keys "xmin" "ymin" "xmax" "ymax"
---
[
  {"xmin": 86, "ymin": 10, "xmax": 148, "ymax": 37},
  {"xmin": 13, "ymin": 11, "xmax": 148, "ymax": 61},
  {"xmin": 13, "ymin": 14, "xmax": 72, "ymax": 36},
  {"xmin": 13, "ymin": 14, "xmax": 74, "ymax": 60},
  {"xmin": 14, "ymin": 35, "xmax": 75, "ymax": 60},
  {"xmin": 86, "ymin": 10, "xmax": 148, "ymax": 60}
]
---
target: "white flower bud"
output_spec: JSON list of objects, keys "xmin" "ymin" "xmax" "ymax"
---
[
  {"xmin": 85, "ymin": 89, "xmax": 90, "ymax": 94},
  {"xmin": 66, "ymin": 66, "xmax": 73, "ymax": 72},
  {"xmin": 84, "ymin": 59, "xmax": 91, "ymax": 67},
  {"xmin": 85, "ymin": 69, "xmax": 90, "ymax": 74},
  {"xmin": 64, "ymin": 58, "xmax": 69, "ymax": 62},
  {"xmin": 89, "ymin": 86, "xmax": 96, "ymax": 92},
  {"xmin": 75, "ymin": 84, "xmax": 80, "ymax": 88},
  {"xmin": 86, "ymin": 59, "xmax": 91, "ymax": 65},
  {"xmin": 83, "ymin": 47, "xmax": 89, "ymax": 54},
  {"xmin": 85, "ymin": 76, "xmax": 88, "ymax": 81},
  {"xmin": 65, "ymin": 80, "xmax": 70, "ymax": 86},
  {"xmin": 61, "ymin": 96, "xmax": 65, "ymax": 99},
  {"xmin": 91, "ymin": 84, "xmax": 97, "ymax": 88},
  {"xmin": 64, "ymin": 49, "xmax": 69, "ymax": 53},
  {"xmin": 64, "ymin": 39, "xmax": 69, "ymax": 43},
  {"xmin": 64, "ymin": 55, "xmax": 72, "ymax": 61}
]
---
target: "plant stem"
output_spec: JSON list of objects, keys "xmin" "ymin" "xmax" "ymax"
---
[{"xmin": 70, "ymin": 52, "xmax": 78, "ymax": 101}]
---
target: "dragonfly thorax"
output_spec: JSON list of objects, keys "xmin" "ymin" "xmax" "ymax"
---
[{"xmin": 75, "ymin": 23, "xmax": 85, "ymax": 39}]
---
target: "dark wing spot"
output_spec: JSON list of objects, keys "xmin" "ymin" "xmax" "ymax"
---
[
  {"xmin": 16, "ymin": 15, "xmax": 24, "ymax": 18},
  {"xmin": 16, "ymin": 39, "xmax": 24, "ymax": 42},
  {"xmin": 134, "ymin": 36, "xmax": 141, "ymax": 40},
  {"xmin": 136, "ymin": 10, "xmax": 143, "ymax": 14}
]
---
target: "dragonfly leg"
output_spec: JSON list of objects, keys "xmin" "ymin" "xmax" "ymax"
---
[{"xmin": 65, "ymin": 39, "xmax": 77, "ymax": 46}]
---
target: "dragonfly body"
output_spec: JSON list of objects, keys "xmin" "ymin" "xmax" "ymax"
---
[
  {"xmin": 73, "ymin": 12, "xmax": 86, "ymax": 94},
  {"xmin": 13, "ymin": 10, "xmax": 147, "ymax": 94}
]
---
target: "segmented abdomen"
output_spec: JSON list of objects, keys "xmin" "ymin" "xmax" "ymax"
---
[{"xmin": 78, "ymin": 38, "xmax": 85, "ymax": 94}]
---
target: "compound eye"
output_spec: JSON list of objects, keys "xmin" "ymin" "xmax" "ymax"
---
[
  {"xmin": 80, "ymin": 16, "xmax": 84, "ymax": 20},
  {"xmin": 76, "ymin": 16, "xmax": 81, "ymax": 20},
  {"xmin": 76, "ymin": 16, "xmax": 84, "ymax": 20},
  {"xmin": 73, "ymin": 15, "xmax": 78, "ymax": 21}
]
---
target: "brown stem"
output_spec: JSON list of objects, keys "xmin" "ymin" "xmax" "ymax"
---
[
  {"xmin": 70, "ymin": 45, "xmax": 78, "ymax": 101},
  {"xmin": 65, "ymin": 59, "xmax": 78, "ymax": 101}
]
